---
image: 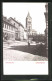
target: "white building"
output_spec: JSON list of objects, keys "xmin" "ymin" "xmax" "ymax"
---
[
  {"xmin": 3, "ymin": 16, "xmax": 15, "ymax": 41},
  {"xmin": 32, "ymin": 29, "xmax": 37, "ymax": 36},
  {"xmin": 8, "ymin": 17, "xmax": 24, "ymax": 40}
]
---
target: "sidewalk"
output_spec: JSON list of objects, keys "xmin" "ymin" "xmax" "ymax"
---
[
  {"xmin": 3, "ymin": 40, "xmax": 48, "ymax": 61},
  {"xmin": 3, "ymin": 47, "xmax": 48, "ymax": 61},
  {"xmin": 3, "ymin": 43, "xmax": 48, "ymax": 61}
]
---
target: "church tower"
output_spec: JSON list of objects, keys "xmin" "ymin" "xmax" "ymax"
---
[{"xmin": 26, "ymin": 12, "xmax": 32, "ymax": 35}]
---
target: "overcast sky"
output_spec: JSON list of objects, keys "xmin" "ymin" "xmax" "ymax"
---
[{"xmin": 3, "ymin": 3, "xmax": 46, "ymax": 34}]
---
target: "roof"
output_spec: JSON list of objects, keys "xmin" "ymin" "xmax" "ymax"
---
[
  {"xmin": 3, "ymin": 16, "xmax": 17, "ymax": 28},
  {"xmin": 9, "ymin": 17, "xmax": 24, "ymax": 28},
  {"xmin": 32, "ymin": 29, "xmax": 37, "ymax": 32}
]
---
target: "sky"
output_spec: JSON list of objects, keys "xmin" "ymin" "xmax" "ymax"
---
[{"xmin": 3, "ymin": 3, "xmax": 46, "ymax": 34}]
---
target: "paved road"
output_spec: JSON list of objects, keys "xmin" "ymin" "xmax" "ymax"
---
[{"xmin": 3, "ymin": 41, "xmax": 48, "ymax": 61}]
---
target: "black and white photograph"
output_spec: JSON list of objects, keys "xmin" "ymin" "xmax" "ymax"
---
[{"xmin": 2, "ymin": 2, "xmax": 48, "ymax": 75}]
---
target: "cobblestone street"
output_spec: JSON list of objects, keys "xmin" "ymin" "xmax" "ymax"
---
[{"xmin": 3, "ymin": 41, "xmax": 48, "ymax": 61}]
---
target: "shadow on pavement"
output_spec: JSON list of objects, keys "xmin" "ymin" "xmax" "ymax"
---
[{"xmin": 9, "ymin": 44, "xmax": 47, "ymax": 57}]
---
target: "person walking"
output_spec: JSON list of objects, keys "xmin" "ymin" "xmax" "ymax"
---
[{"xmin": 28, "ymin": 39, "xmax": 30, "ymax": 47}]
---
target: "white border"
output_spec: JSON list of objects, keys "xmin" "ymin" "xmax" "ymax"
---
[{"xmin": 3, "ymin": 61, "xmax": 48, "ymax": 75}]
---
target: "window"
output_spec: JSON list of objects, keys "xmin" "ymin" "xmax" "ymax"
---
[
  {"xmin": 10, "ymin": 26, "xmax": 11, "ymax": 30},
  {"xmin": 7, "ymin": 25, "xmax": 8, "ymax": 29},
  {"xmin": 4, "ymin": 23, "xmax": 5, "ymax": 28},
  {"xmin": 11, "ymin": 26, "xmax": 12, "ymax": 30},
  {"xmin": 11, "ymin": 34, "xmax": 13, "ymax": 38},
  {"xmin": 28, "ymin": 21, "xmax": 31, "ymax": 24},
  {"xmin": 8, "ymin": 25, "xmax": 9, "ymax": 29},
  {"xmin": 9, "ymin": 26, "xmax": 10, "ymax": 29},
  {"xmin": 6, "ymin": 24, "xmax": 7, "ymax": 29},
  {"xmin": 5, "ymin": 24, "xmax": 6, "ymax": 28}
]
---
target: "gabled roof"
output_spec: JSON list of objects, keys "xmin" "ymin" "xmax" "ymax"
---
[
  {"xmin": 9, "ymin": 17, "xmax": 19, "ymax": 24},
  {"xmin": 9, "ymin": 17, "xmax": 24, "ymax": 28},
  {"xmin": 3, "ymin": 16, "xmax": 16, "ymax": 28}
]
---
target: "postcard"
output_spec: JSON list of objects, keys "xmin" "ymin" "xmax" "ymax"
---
[{"xmin": 2, "ymin": 2, "xmax": 48, "ymax": 75}]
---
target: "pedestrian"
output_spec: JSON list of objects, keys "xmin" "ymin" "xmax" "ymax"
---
[{"xmin": 28, "ymin": 40, "xmax": 30, "ymax": 47}]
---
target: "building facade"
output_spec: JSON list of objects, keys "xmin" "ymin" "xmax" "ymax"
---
[
  {"xmin": 44, "ymin": 3, "xmax": 48, "ymax": 57},
  {"xmin": 8, "ymin": 17, "xmax": 24, "ymax": 40},
  {"xmin": 32, "ymin": 29, "xmax": 37, "ymax": 36},
  {"xmin": 26, "ymin": 12, "xmax": 37, "ymax": 41},
  {"xmin": 3, "ymin": 16, "xmax": 15, "ymax": 41},
  {"xmin": 3, "ymin": 12, "xmax": 37, "ymax": 42},
  {"xmin": 19, "ymin": 24, "xmax": 24, "ymax": 40},
  {"xmin": 8, "ymin": 17, "xmax": 20, "ymax": 40},
  {"xmin": 3, "ymin": 16, "xmax": 24, "ymax": 41}
]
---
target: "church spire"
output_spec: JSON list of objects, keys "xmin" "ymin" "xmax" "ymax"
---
[
  {"xmin": 27, "ymin": 12, "xmax": 30, "ymax": 17},
  {"xmin": 27, "ymin": 12, "xmax": 31, "ymax": 18}
]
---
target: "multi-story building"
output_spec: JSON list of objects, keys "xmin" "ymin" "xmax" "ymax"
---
[
  {"xmin": 44, "ymin": 3, "xmax": 48, "ymax": 57},
  {"xmin": 3, "ymin": 16, "xmax": 15, "ymax": 41},
  {"xmin": 8, "ymin": 17, "xmax": 24, "ymax": 40},
  {"xmin": 3, "ymin": 16, "xmax": 24, "ymax": 41},
  {"xmin": 3, "ymin": 12, "xmax": 37, "ymax": 42}
]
